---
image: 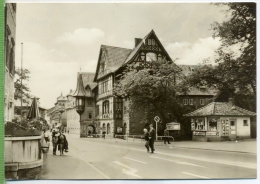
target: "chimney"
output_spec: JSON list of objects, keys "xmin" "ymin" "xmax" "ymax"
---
[
  {"xmin": 135, "ymin": 38, "xmax": 142, "ymax": 47},
  {"xmin": 228, "ymin": 98, "xmax": 234, "ymax": 106}
]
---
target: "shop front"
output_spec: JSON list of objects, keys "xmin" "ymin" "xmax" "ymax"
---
[{"xmin": 185, "ymin": 100, "xmax": 256, "ymax": 142}]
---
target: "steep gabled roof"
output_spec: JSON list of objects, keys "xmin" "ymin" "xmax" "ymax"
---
[
  {"xmin": 184, "ymin": 102, "xmax": 256, "ymax": 117},
  {"xmin": 81, "ymin": 72, "xmax": 96, "ymax": 90},
  {"xmin": 123, "ymin": 30, "xmax": 173, "ymax": 66},
  {"xmin": 94, "ymin": 45, "xmax": 132, "ymax": 81}
]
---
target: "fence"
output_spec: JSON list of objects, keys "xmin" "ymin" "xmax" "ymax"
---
[{"xmin": 114, "ymin": 135, "xmax": 174, "ymax": 144}]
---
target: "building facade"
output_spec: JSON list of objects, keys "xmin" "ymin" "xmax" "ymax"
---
[
  {"xmin": 66, "ymin": 89, "xmax": 80, "ymax": 134},
  {"xmin": 49, "ymin": 93, "xmax": 68, "ymax": 129},
  {"xmin": 75, "ymin": 30, "xmax": 222, "ymax": 137},
  {"xmin": 4, "ymin": 3, "xmax": 16, "ymax": 122}
]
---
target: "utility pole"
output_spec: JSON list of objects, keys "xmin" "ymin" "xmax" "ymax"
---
[{"xmin": 21, "ymin": 43, "xmax": 23, "ymax": 111}]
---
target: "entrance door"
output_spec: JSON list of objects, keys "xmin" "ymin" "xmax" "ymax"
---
[{"xmin": 230, "ymin": 120, "xmax": 236, "ymax": 138}]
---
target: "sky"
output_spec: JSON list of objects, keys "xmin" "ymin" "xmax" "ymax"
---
[{"xmin": 14, "ymin": 3, "xmax": 230, "ymax": 109}]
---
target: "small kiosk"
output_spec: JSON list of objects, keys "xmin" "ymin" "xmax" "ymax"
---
[{"xmin": 184, "ymin": 99, "xmax": 256, "ymax": 142}]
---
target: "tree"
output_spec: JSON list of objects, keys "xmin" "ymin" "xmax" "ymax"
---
[
  {"xmin": 212, "ymin": 3, "xmax": 256, "ymax": 96},
  {"xmin": 14, "ymin": 67, "xmax": 31, "ymax": 114},
  {"xmin": 184, "ymin": 3, "xmax": 256, "ymax": 112},
  {"xmin": 114, "ymin": 59, "xmax": 189, "ymax": 131}
]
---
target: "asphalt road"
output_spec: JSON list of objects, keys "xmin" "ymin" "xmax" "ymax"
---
[{"xmin": 41, "ymin": 133, "xmax": 257, "ymax": 180}]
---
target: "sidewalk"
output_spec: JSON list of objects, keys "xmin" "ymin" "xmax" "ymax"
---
[{"xmin": 65, "ymin": 133, "xmax": 257, "ymax": 154}]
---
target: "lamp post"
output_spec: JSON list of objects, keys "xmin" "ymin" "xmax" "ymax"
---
[{"xmin": 73, "ymin": 73, "xmax": 86, "ymax": 138}]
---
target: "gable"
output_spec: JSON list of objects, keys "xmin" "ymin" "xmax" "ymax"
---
[
  {"xmin": 94, "ymin": 45, "xmax": 132, "ymax": 82},
  {"xmin": 123, "ymin": 30, "xmax": 173, "ymax": 67}
]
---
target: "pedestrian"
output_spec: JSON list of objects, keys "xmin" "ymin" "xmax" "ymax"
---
[
  {"xmin": 164, "ymin": 127, "xmax": 171, "ymax": 144},
  {"xmin": 52, "ymin": 130, "xmax": 59, "ymax": 155},
  {"xmin": 149, "ymin": 124, "xmax": 156, "ymax": 154},
  {"xmin": 68, "ymin": 128, "xmax": 70, "ymax": 134},
  {"xmin": 102, "ymin": 131, "xmax": 106, "ymax": 139},
  {"xmin": 43, "ymin": 129, "xmax": 50, "ymax": 142},
  {"xmin": 57, "ymin": 131, "xmax": 67, "ymax": 156},
  {"xmin": 143, "ymin": 128, "xmax": 150, "ymax": 153}
]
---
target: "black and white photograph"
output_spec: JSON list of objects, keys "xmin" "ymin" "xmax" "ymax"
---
[{"xmin": 3, "ymin": 1, "xmax": 257, "ymax": 183}]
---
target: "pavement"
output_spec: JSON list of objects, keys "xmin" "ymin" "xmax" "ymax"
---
[{"xmin": 66, "ymin": 133, "xmax": 257, "ymax": 154}]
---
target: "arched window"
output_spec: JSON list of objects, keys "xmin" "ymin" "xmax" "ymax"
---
[{"xmin": 146, "ymin": 52, "xmax": 157, "ymax": 62}]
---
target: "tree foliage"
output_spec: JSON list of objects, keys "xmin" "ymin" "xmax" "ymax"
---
[
  {"xmin": 14, "ymin": 67, "xmax": 31, "ymax": 104},
  {"xmin": 185, "ymin": 3, "xmax": 256, "ymax": 111},
  {"xmin": 114, "ymin": 59, "xmax": 188, "ymax": 128},
  {"xmin": 212, "ymin": 3, "xmax": 256, "ymax": 96}
]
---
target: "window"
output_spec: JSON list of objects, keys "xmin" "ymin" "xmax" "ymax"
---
[
  {"xmin": 87, "ymin": 99, "xmax": 93, "ymax": 106},
  {"xmin": 88, "ymin": 112, "xmax": 92, "ymax": 119},
  {"xmin": 189, "ymin": 99, "xmax": 193, "ymax": 105},
  {"xmin": 96, "ymin": 105, "xmax": 99, "ymax": 116},
  {"xmin": 230, "ymin": 120, "xmax": 235, "ymax": 126},
  {"xmin": 103, "ymin": 100, "xmax": 109, "ymax": 115},
  {"xmin": 200, "ymin": 99, "xmax": 205, "ymax": 105},
  {"xmin": 115, "ymin": 98, "xmax": 122, "ymax": 119},
  {"xmin": 208, "ymin": 118, "xmax": 218, "ymax": 131},
  {"xmin": 243, "ymin": 120, "xmax": 248, "ymax": 126},
  {"xmin": 146, "ymin": 52, "xmax": 157, "ymax": 62},
  {"xmin": 191, "ymin": 119, "xmax": 205, "ymax": 130},
  {"xmin": 183, "ymin": 99, "xmax": 188, "ymax": 105}
]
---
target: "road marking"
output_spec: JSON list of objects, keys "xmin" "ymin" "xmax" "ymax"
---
[
  {"xmin": 110, "ymin": 145, "xmax": 256, "ymax": 169},
  {"xmin": 113, "ymin": 161, "xmax": 142, "ymax": 178},
  {"xmin": 70, "ymin": 150, "xmax": 110, "ymax": 179},
  {"xmin": 151, "ymin": 156, "xmax": 207, "ymax": 168},
  {"xmin": 123, "ymin": 157, "xmax": 147, "ymax": 164},
  {"xmin": 182, "ymin": 172, "xmax": 209, "ymax": 179}
]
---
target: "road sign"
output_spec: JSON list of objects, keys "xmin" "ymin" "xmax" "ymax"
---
[{"xmin": 154, "ymin": 116, "xmax": 160, "ymax": 122}]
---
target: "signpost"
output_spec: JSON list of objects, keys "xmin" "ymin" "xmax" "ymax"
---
[{"xmin": 154, "ymin": 116, "xmax": 160, "ymax": 141}]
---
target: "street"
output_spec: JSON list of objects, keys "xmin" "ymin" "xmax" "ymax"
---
[{"xmin": 41, "ymin": 133, "xmax": 257, "ymax": 180}]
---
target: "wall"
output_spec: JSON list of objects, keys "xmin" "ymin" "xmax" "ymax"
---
[
  {"xmin": 66, "ymin": 107, "xmax": 80, "ymax": 134},
  {"xmin": 4, "ymin": 4, "xmax": 16, "ymax": 122},
  {"xmin": 236, "ymin": 117, "xmax": 251, "ymax": 137}
]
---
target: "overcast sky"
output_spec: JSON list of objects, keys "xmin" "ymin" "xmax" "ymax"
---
[{"xmin": 15, "ymin": 3, "xmax": 230, "ymax": 109}]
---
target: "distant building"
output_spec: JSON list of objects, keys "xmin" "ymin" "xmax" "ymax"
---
[
  {"xmin": 50, "ymin": 93, "xmax": 68, "ymax": 129},
  {"xmin": 66, "ymin": 89, "xmax": 80, "ymax": 134},
  {"xmin": 4, "ymin": 3, "xmax": 16, "ymax": 122}
]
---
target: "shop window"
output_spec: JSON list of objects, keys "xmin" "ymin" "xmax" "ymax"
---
[
  {"xmin": 243, "ymin": 120, "xmax": 248, "ymax": 126},
  {"xmin": 183, "ymin": 99, "xmax": 188, "ymax": 105},
  {"xmin": 200, "ymin": 99, "xmax": 205, "ymax": 105},
  {"xmin": 208, "ymin": 118, "xmax": 218, "ymax": 131},
  {"xmin": 189, "ymin": 99, "xmax": 193, "ymax": 105},
  {"xmin": 192, "ymin": 119, "xmax": 205, "ymax": 130}
]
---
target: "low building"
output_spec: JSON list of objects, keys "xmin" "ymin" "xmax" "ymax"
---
[{"xmin": 184, "ymin": 98, "xmax": 256, "ymax": 142}]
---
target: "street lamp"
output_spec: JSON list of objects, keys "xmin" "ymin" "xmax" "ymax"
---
[{"xmin": 73, "ymin": 73, "xmax": 86, "ymax": 138}]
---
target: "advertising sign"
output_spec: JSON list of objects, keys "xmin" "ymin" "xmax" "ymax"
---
[
  {"xmin": 193, "ymin": 131, "xmax": 206, "ymax": 136},
  {"xmin": 166, "ymin": 122, "xmax": 180, "ymax": 130}
]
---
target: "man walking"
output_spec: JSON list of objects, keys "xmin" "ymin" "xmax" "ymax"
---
[
  {"xmin": 164, "ymin": 127, "xmax": 171, "ymax": 144},
  {"xmin": 143, "ymin": 128, "xmax": 150, "ymax": 153},
  {"xmin": 149, "ymin": 124, "xmax": 156, "ymax": 154}
]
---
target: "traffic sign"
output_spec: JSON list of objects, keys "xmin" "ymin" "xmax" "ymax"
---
[{"xmin": 154, "ymin": 116, "xmax": 160, "ymax": 122}]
